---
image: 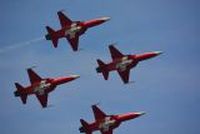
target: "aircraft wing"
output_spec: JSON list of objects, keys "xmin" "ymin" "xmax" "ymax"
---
[
  {"xmin": 117, "ymin": 69, "xmax": 130, "ymax": 84},
  {"xmin": 66, "ymin": 35, "xmax": 79, "ymax": 51},
  {"xmin": 101, "ymin": 130, "xmax": 113, "ymax": 134},
  {"xmin": 36, "ymin": 94, "xmax": 48, "ymax": 108},
  {"xmin": 57, "ymin": 11, "xmax": 72, "ymax": 28},
  {"xmin": 27, "ymin": 69, "xmax": 42, "ymax": 84},
  {"xmin": 92, "ymin": 105, "xmax": 107, "ymax": 120},
  {"xmin": 109, "ymin": 45, "xmax": 124, "ymax": 60}
]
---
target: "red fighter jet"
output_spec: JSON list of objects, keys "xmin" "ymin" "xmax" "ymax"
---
[
  {"xmin": 79, "ymin": 105, "xmax": 145, "ymax": 134},
  {"xmin": 14, "ymin": 68, "xmax": 80, "ymax": 108},
  {"xmin": 45, "ymin": 11, "xmax": 110, "ymax": 51},
  {"xmin": 96, "ymin": 45, "xmax": 162, "ymax": 84}
]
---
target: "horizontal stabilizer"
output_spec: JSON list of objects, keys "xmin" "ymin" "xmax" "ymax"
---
[
  {"xmin": 97, "ymin": 59, "xmax": 106, "ymax": 67},
  {"xmin": 15, "ymin": 83, "xmax": 24, "ymax": 91},
  {"xmin": 46, "ymin": 26, "xmax": 59, "ymax": 48},
  {"xmin": 14, "ymin": 83, "xmax": 27, "ymax": 104},
  {"xmin": 79, "ymin": 119, "xmax": 91, "ymax": 134},
  {"xmin": 96, "ymin": 59, "xmax": 109, "ymax": 80}
]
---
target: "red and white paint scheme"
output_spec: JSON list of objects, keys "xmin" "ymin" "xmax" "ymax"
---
[
  {"xmin": 14, "ymin": 68, "xmax": 80, "ymax": 108},
  {"xmin": 45, "ymin": 11, "xmax": 110, "ymax": 51},
  {"xmin": 96, "ymin": 45, "xmax": 162, "ymax": 84},
  {"xmin": 79, "ymin": 105, "xmax": 145, "ymax": 134}
]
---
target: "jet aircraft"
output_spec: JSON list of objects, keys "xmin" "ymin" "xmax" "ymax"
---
[
  {"xmin": 79, "ymin": 105, "xmax": 145, "ymax": 134},
  {"xmin": 45, "ymin": 11, "xmax": 110, "ymax": 51},
  {"xmin": 14, "ymin": 68, "xmax": 80, "ymax": 108},
  {"xmin": 96, "ymin": 45, "xmax": 162, "ymax": 83}
]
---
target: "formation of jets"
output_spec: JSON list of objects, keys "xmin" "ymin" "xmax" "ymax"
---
[{"xmin": 12, "ymin": 10, "xmax": 162, "ymax": 134}]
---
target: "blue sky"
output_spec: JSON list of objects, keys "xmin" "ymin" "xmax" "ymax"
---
[{"xmin": 0, "ymin": 0, "xmax": 199, "ymax": 134}]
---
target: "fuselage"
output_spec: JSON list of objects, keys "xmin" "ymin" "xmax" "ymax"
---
[
  {"xmin": 106, "ymin": 55, "xmax": 137, "ymax": 72},
  {"xmin": 79, "ymin": 112, "xmax": 145, "ymax": 133},
  {"xmin": 97, "ymin": 51, "xmax": 162, "ymax": 73},
  {"xmin": 20, "ymin": 78, "xmax": 55, "ymax": 96},
  {"xmin": 46, "ymin": 17, "xmax": 110, "ymax": 41},
  {"xmin": 14, "ymin": 75, "xmax": 80, "ymax": 97},
  {"xmin": 48, "ymin": 21, "xmax": 86, "ymax": 40}
]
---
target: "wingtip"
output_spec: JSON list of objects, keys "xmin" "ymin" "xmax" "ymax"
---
[
  {"xmin": 72, "ymin": 48, "xmax": 78, "ymax": 52},
  {"xmin": 45, "ymin": 26, "xmax": 50, "ymax": 29},
  {"xmin": 26, "ymin": 66, "xmax": 37, "ymax": 70},
  {"xmin": 123, "ymin": 81, "xmax": 129, "ymax": 84},
  {"xmin": 109, "ymin": 44, "xmax": 114, "ymax": 47},
  {"xmin": 57, "ymin": 10, "xmax": 63, "ymax": 15},
  {"xmin": 92, "ymin": 102, "xmax": 100, "ymax": 107},
  {"xmin": 109, "ymin": 44, "xmax": 114, "ymax": 49},
  {"xmin": 42, "ymin": 105, "xmax": 47, "ymax": 108},
  {"xmin": 57, "ymin": 10, "xmax": 68, "ymax": 16},
  {"xmin": 109, "ymin": 43, "xmax": 119, "ymax": 49}
]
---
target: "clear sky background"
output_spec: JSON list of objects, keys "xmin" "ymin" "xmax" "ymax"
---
[{"xmin": 0, "ymin": 0, "xmax": 199, "ymax": 134}]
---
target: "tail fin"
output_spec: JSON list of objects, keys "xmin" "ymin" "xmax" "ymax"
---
[
  {"xmin": 14, "ymin": 83, "xmax": 27, "ymax": 104},
  {"xmin": 45, "ymin": 26, "xmax": 59, "ymax": 48},
  {"xmin": 96, "ymin": 59, "xmax": 109, "ymax": 80},
  {"xmin": 79, "ymin": 119, "xmax": 91, "ymax": 134}
]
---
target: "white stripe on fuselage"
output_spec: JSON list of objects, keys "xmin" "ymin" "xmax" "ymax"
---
[
  {"xmin": 34, "ymin": 80, "xmax": 51, "ymax": 95},
  {"xmin": 116, "ymin": 56, "xmax": 133, "ymax": 72},
  {"xmin": 65, "ymin": 23, "xmax": 82, "ymax": 39},
  {"xmin": 99, "ymin": 117, "xmax": 116, "ymax": 132}
]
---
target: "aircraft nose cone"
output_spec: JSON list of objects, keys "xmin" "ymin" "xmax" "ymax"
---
[
  {"xmin": 101, "ymin": 17, "xmax": 111, "ymax": 21},
  {"xmin": 154, "ymin": 51, "xmax": 163, "ymax": 55},
  {"xmin": 71, "ymin": 75, "xmax": 80, "ymax": 79},
  {"xmin": 135, "ymin": 112, "xmax": 146, "ymax": 116}
]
